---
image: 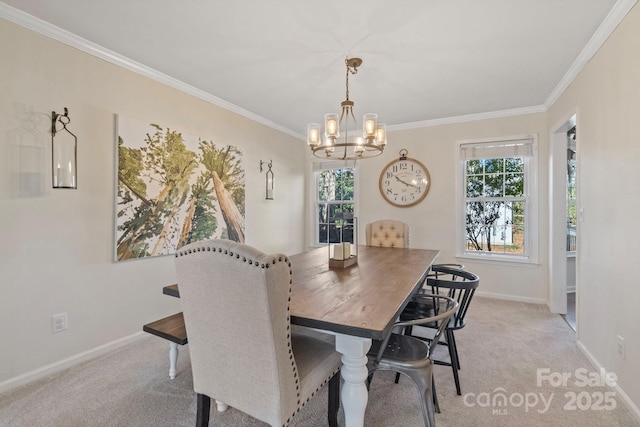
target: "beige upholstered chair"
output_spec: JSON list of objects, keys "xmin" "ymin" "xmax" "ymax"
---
[
  {"xmin": 366, "ymin": 220, "xmax": 409, "ymax": 248},
  {"xmin": 174, "ymin": 239, "xmax": 341, "ymax": 427}
]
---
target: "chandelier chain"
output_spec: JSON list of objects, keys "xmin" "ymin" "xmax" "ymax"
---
[
  {"xmin": 345, "ymin": 65, "xmax": 350, "ymax": 102},
  {"xmin": 344, "ymin": 57, "xmax": 359, "ymax": 102}
]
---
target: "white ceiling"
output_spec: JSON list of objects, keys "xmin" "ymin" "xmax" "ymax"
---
[{"xmin": 1, "ymin": 1, "xmax": 632, "ymax": 139}]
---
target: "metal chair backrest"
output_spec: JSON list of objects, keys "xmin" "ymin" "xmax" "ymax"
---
[
  {"xmin": 372, "ymin": 294, "xmax": 458, "ymax": 365},
  {"xmin": 426, "ymin": 265, "xmax": 479, "ymax": 330}
]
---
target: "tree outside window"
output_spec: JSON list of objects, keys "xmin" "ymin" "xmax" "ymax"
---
[
  {"xmin": 460, "ymin": 136, "xmax": 536, "ymax": 261},
  {"xmin": 465, "ymin": 157, "xmax": 525, "ymax": 254}
]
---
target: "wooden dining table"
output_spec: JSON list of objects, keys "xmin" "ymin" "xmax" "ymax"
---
[
  {"xmin": 163, "ymin": 245, "xmax": 439, "ymax": 427},
  {"xmin": 287, "ymin": 245, "xmax": 439, "ymax": 427}
]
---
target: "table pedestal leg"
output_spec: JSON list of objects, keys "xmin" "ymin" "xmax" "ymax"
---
[
  {"xmin": 169, "ymin": 342, "xmax": 178, "ymax": 379},
  {"xmin": 335, "ymin": 334, "xmax": 372, "ymax": 427}
]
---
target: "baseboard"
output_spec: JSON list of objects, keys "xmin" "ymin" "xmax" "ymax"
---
[
  {"xmin": 576, "ymin": 339, "xmax": 640, "ymax": 424},
  {"xmin": 0, "ymin": 331, "xmax": 146, "ymax": 394},
  {"xmin": 475, "ymin": 290, "xmax": 547, "ymax": 305}
]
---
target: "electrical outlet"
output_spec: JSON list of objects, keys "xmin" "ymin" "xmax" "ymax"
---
[
  {"xmin": 617, "ymin": 335, "xmax": 625, "ymax": 360},
  {"xmin": 52, "ymin": 312, "xmax": 67, "ymax": 334}
]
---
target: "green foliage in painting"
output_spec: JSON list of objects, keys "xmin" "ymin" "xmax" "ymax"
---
[
  {"xmin": 199, "ymin": 140, "xmax": 245, "ymax": 241},
  {"xmin": 116, "ymin": 119, "xmax": 244, "ymax": 261},
  {"xmin": 182, "ymin": 175, "xmax": 218, "ymax": 245},
  {"xmin": 117, "ymin": 136, "xmax": 147, "ymax": 206}
]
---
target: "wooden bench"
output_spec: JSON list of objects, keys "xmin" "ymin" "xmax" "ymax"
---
[
  {"xmin": 143, "ymin": 312, "xmax": 187, "ymax": 379},
  {"xmin": 162, "ymin": 283, "xmax": 180, "ymax": 298},
  {"xmin": 143, "ymin": 286, "xmax": 231, "ymax": 412}
]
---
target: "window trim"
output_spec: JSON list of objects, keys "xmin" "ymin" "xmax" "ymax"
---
[{"xmin": 455, "ymin": 135, "xmax": 539, "ymax": 265}]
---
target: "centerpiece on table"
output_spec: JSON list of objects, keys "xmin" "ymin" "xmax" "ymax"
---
[{"xmin": 328, "ymin": 212, "xmax": 358, "ymax": 268}]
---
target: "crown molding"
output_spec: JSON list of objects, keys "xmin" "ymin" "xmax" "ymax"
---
[
  {"xmin": 389, "ymin": 105, "xmax": 547, "ymax": 131},
  {"xmin": 544, "ymin": 0, "xmax": 638, "ymax": 108},
  {"xmin": 0, "ymin": 2, "xmax": 300, "ymax": 140}
]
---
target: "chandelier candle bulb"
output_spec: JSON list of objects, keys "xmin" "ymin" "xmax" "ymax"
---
[
  {"xmin": 307, "ymin": 124, "xmax": 321, "ymax": 147},
  {"xmin": 376, "ymin": 124, "xmax": 387, "ymax": 146},
  {"xmin": 325, "ymin": 113, "xmax": 339, "ymax": 137},
  {"xmin": 363, "ymin": 113, "xmax": 377, "ymax": 138}
]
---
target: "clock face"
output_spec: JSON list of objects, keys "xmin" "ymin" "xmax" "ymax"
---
[{"xmin": 379, "ymin": 157, "xmax": 431, "ymax": 207}]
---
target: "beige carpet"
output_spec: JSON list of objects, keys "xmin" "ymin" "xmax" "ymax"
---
[{"xmin": 1, "ymin": 297, "xmax": 638, "ymax": 426}]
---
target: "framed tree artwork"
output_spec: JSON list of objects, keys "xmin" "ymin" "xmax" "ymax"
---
[{"xmin": 115, "ymin": 114, "xmax": 245, "ymax": 261}]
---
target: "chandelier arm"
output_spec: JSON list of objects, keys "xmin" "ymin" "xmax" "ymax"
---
[{"xmin": 348, "ymin": 105, "xmax": 357, "ymax": 127}]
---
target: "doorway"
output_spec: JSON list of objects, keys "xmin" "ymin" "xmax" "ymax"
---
[
  {"xmin": 564, "ymin": 126, "xmax": 577, "ymax": 330},
  {"xmin": 549, "ymin": 114, "xmax": 577, "ymax": 332}
]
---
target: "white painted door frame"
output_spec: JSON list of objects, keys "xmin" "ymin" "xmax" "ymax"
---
[{"xmin": 548, "ymin": 114, "xmax": 576, "ymax": 314}]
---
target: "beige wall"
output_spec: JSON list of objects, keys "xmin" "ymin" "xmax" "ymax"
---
[
  {"xmin": 356, "ymin": 113, "xmax": 549, "ymax": 303},
  {"xmin": 0, "ymin": 19, "xmax": 306, "ymax": 385},
  {"xmin": 548, "ymin": 2, "xmax": 640, "ymax": 410}
]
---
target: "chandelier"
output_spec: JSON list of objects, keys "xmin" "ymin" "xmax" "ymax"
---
[{"xmin": 307, "ymin": 57, "xmax": 387, "ymax": 160}]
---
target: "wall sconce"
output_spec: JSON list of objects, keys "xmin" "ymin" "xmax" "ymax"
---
[
  {"xmin": 51, "ymin": 107, "xmax": 77, "ymax": 189},
  {"xmin": 260, "ymin": 160, "xmax": 274, "ymax": 200}
]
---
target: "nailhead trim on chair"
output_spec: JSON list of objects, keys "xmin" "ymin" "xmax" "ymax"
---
[{"xmin": 176, "ymin": 244, "xmax": 337, "ymax": 427}]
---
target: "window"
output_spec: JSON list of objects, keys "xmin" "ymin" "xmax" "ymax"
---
[
  {"xmin": 314, "ymin": 166, "xmax": 356, "ymax": 245},
  {"xmin": 458, "ymin": 137, "xmax": 537, "ymax": 262}
]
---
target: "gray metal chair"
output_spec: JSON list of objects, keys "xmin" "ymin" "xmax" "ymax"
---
[
  {"xmin": 175, "ymin": 239, "xmax": 342, "ymax": 427},
  {"xmin": 367, "ymin": 294, "xmax": 458, "ymax": 427},
  {"xmin": 401, "ymin": 265, "xmax": 480, "ymax": 395},
  {"xmin": 393, "ymin": 262, "xmax": 464, "ymax": 388}
]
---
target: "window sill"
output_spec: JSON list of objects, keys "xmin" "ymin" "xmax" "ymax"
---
[{"xmin": 456, "ymin": 252, "xmax": 540, "ymax": 267}]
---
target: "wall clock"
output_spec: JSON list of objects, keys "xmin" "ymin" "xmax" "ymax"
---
[{"xmin": 378, "ymin": 149, "xmax": 431, "ymax": 207}]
